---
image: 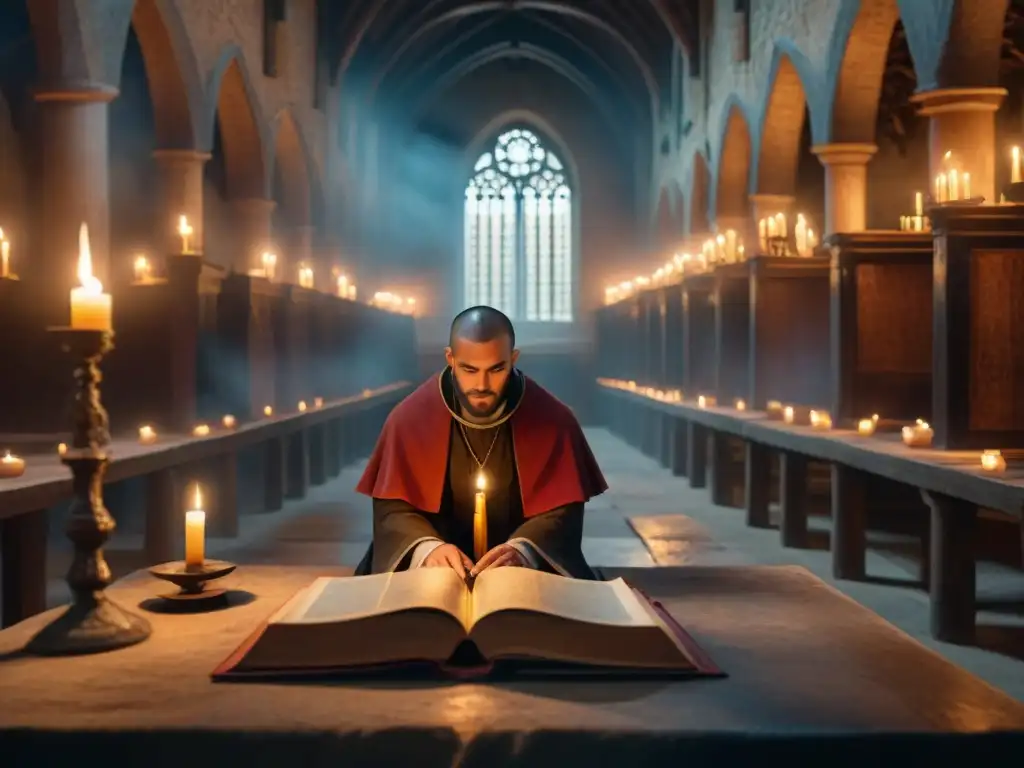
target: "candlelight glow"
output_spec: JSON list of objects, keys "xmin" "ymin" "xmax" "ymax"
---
[
  {"xmin": 734, "ymin": 399, "xmax": 746, "ymax": 411},
  {"xmin": 980, "ymin": 450, "xmax": 1006, "ymax": 472},
  {"xmin": 902, "ymin": 419, "xmax": 933, "ymax": 448},
  {"xmin": 177, "ymin": 215, "xmax": 194, "ymax": 254},
  {"xmin": 0, "ymin": 450, "xmax": 25, "ymax": 478},
  {"xmin": 298, "ymin": 264, "xmax": 314, "ymax": 289},
  {"xmin": 809, "ymin": 410, "xmax": 832, "ymax": 430},
  {"xmin": 1013, "ymin": 147, "xmax": 1022, "ymax": 185},
  {"xmin": 57, "ymin": 442, "xmax": 67, "ymax": 455},
  {"xmin": 697, "ymin": 395, "xmax": 717, "ymax": 409},
  {"xmin": 476, "ymin": 472, "xmax": 486, "ymax": 492},
  {"xmin": 264, "ymin": 405, "xmax": 273, "ymax": 417},
  {"xmin": 70, "ymin": 223, "xmax": 112, "ymax": 331},
  {"xmin": 133, "ymin": 254, "xmax": 151, "ymax": 282},
  {"xmin": 857, "ymin": 418, "xmax": 876, "ymax": 436},
  {"xmin": 370, "ymin": 291, "xmax": 418, "ymax": 315},
  {"xmin": 783, "ymin": 406, "xmax": 795, "ymax": 424},
  {"xmin": 192, "ymin": 424, "xmax": 210, "ymax": 437},
  {"xmin": 298, "ymin": 400, "xmax": 308, "ymax": 412},
  {"xmin": 0, "ymin": 227, "xmax": 10, "ymax": 278},
  {"xmin": 222, "ymin": 415, "xmax": 236, "ymax": 429},
  {"xmin": 261, "ymin": 251, "xmax": 277, "ymax": 280},
  {"xmin": 314, "ymin": 397, "xmax": 324, "ymax": 409},
  {"xmin": 138, "ymin": 425, "xmax": 157, "ymax": 444}
]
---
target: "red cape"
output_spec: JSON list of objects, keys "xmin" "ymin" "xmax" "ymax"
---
[{"xmin": 356, "ymin": 372, "xmax": 607, "ymax": 518}]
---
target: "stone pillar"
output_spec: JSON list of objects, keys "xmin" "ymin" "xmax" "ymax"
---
[
  {"xmin": 231, "ymin": 198, "xmax": 276, "ymax": 275},
  {"xmin": 911, "ymin": 87, "xmax": 1006, "ymax": 205},
  {"xmin": 152, "ymin": 150, "xmax": 210, "ymax": 256},
  {"xmin": 33, "ymin": 84, "xmax": 118, "ymax": 318},
  {"xmin": 811, "ymin": 143, "xmax": 878, "ymax": 235}
]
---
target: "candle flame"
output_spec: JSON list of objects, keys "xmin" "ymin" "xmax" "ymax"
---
[
  {"xmin": 192, "ymin": 484, "xmax": 202, "ymax": 510},
  {"xmin": 2, "ymin": 450, "xmax": 12, "ymax": 461},
  {"xmin": 77, "ymin": 223, "xmax": 102, "ymax": 294},
  {"xmin": 476, "ymin": 473, "xmax": 486, "ymax": 492}
]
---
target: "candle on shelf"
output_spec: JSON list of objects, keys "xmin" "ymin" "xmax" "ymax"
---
[
  {"xmin": 734, "ymin": 398, "xmax": 746, "ymax": 411},
  {"xmin": 473, "ymin": 472, "xmax": 488, "ymax": 561},
  {"xmin": 336, "ymin": 273, "xmax": 350, "ymax": 298},
  {"xmin": 774, "ymin": 212, "xmax": 787, "ymax": 239},
  {"xmin": 298, "ymin": 400, "xmax": 307, "ymax": 412},
  {"xmin": 980, "ymin": 450, "xmax": 1006, "ymax": 472},
  {"xmin": 766, "ymin": 400, "xmax": 783, "ymax": 419},
  {"xmin": 184, "ymin": 484, "xmax": 205, "ymax": 568},
  {"xmin": 261, "ymin": 252, "xmax": 277, "ymax": 280},
  {"xmin": 758, "ymin": 218, "xmax": 768, "ymax": 253},
  {"xmin": 347, "ymin": 284, "xmax": 357, "ymax": 300},
  {"xmin": 795, "ymin": 214, "xmax": 809, "ymax": 257},
  {"xmin": 901, "ymin": 419, "xmax": 933, "ymax": 448},
  {"xmin": 314, "ymin": 397, "xmax": 324, "ymax": 409},
  {"xmin": 192, "ymin": 424, "xmax": 210, "ymax": 437},
  {"xmin": 783, "ymin": 406, "xmax": 795, "ymax": 424},
  {"xmin": 70, "ymin": 223, "xmax": 112, "ymax": 332},
  {"xmin": 177, "ymin": 215, "xmax": 194, "ymax": 254},
  {"xmin": 0, "ymin": 450, "xmax": 25, "ymax": 479},
  {"xmin": 133, "ymin": 254, "xmax": 151, "ymax": 283},
  {"xmin": 298, "ymin": 265, "xmax": 314, "ymax": 289},
  {"xmin": 1013, "ymin": 147, "xmax": 1021, "ymax": 184},
  {"xmin": 697, "ymin": 395, "xmax": 716, "ymax": 409},
  {"xmin": 57, "ymin": 442, "xmax": 67, "ymax": 456},
  {"xmin": 222, "ymin": 415, "xmax": 236, "ymax": 429},
  {"xmin": 362, "ymin": 389, "xmax": 373, "ymax": 398},
  {"xmin": 0, "ymin": 228, "xmax": 10, "ymax": 278},
  {"xmin": 263, "ymin": 405, "xmax": 273, "ymax": 417},
  {"xmin": 809, "ymin": 410, "xmax": 832, "ymax": 430},
  {"xmin": 915, "ymin": 192, "xmax": 923, "ymax": 217},
  {"xmin": 138, "ymin": 425, "xmax": 157, "ymax": 444},
  {"xmin": 857, "ymin": 418, "xmax": 876, "ymax": 436}
]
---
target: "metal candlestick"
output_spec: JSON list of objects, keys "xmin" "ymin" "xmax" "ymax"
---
[
  {"xmin": 25, "ymin": 328, "xmax": 151, "ymax": 656},
  {"xmin": 766, "ymin": 235, "xmax": 791, "ymax": 258}
]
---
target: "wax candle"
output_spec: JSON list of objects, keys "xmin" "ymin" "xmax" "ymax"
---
[
  {"xmin": 57, "ymin": 442, "xmax": 67, "ymax": 456},
  {"xmin": 133, "ymin": 255, "xmax": 151, "ymax": 282},
  {"xmin": 473, "ymin": 473, "xmax": 488, "ymax": 561},
  {"xmin": 0, "ymin": 450, "xmax": 25, "ymax": 479},
  {"xmin": 0, "ymin": 228, "xmax": 9, "ymax": 278},
  {"xmin": 857, "ymin": 418, "xmax": 876, "ymax": 436},
  {"xmin": 178, "ymin": 215, "xmax": 193, "ymax": 254},
  {"xmin": 697, "ymin": 395, "xmax": 716, "ymax": 408},
  {"xmin": 901, "ymin": 419, "xmax": 933, "ymax": 448},
  {"xmin": 138, "ymin": 425, "xmax": 157, "ymax": 444},
  {"xmin": 222, "ymin": 415, "xmax": 236, "ymax": 429},
  {"xmin": 314, "ymin": 397, "xmax": 324, "ymax": 409},
  {"xmin": 264, "ymin": 405, "xmax": 273, "ymax": 417},
  {"xmin": 362, "ymin": 389, "xmax": 373, "ymax": 398},
  {"xmin": 298, "ymin": 265, "xmax": 314, "ymax": 289},
  {"xmin": 337, "ymin": 274, "xmax": 349, "ymax": 298},
  {"xmin": 810, "ymin": 410, "xmax": 832, "ymax": 430},
  {"xmin": 70, "ymin": 223, "xmax": 112, "ymax": 332},
  {"xmin": 298, "ymin": 400, "xmax": 308, "ymax": 412},
  {"xmin": 1013, "ymin": 147, "xmax": 1021, "ymax": 184},
  {"xmin": 261, "ymin": 252, "xmax": 277, "ymax": 280},
  {"xmin": 914, "ymin": 192, "xmax": 923, "ymax": 217},
  {"xmin": 766, "ymin": 400, "xmax": 783, "ymax": 419},
  {"xmin": 795, "ymin": 214, "xmax": 809, "ymax": 257},
  {"xmin": 783, "ymin": 406, "xmax": 795, "ymax": 424},
  {"xmin": 184, "ymin": 485, "xmax": 205, "ymax": 568},
  {"xmin": 192, "ymin": 424, "xmax": 210, "ymax": 437},
  {"xmin": 980, "ymin": 450, "xmax": 1006, "ymax": 472},
  {"xmin": 735, "ymin": 398, "xmax": 746, "ymax": 411}
]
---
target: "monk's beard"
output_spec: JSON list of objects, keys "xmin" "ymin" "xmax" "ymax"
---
[{"xmin": 452, "ymin": 373, "xmax": 509, "ymax": 420}]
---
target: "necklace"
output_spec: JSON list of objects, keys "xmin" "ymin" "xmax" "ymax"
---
[{"xmin": 459, "ymin": 422, "xmax": 501, "ymax": 473}]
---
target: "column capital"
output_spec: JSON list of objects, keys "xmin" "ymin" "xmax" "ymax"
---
[
  {"xmin": 911, "ymin": 87, "xmax": 1006, "ymax": 115},
  {"xmin": 33, "ymin": 82, "xmax": 118, "ymax": 104},
  {"xmin": 811, "ymin": 143, "xmax": 878, "ymax": 166},
  {"xmin": 152, "ymin": 149, "xmax": 212, "ymax": 164}
]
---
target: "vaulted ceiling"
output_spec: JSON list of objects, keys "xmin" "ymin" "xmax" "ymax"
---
[{"xmin": 322, "ymin": 0, "xmax": 699, "ymax": 126}]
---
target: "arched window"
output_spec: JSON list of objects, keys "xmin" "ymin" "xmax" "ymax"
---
[{"xmin": 464, "ymin": 128, "xmax": 573, "ymax": 322}]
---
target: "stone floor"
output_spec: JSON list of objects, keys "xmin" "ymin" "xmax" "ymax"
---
[{"xmin": 36, "ymin": 428, "xmax": 1024, "ymax": 701}]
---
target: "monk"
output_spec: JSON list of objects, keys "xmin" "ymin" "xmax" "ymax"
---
[{"xmin": 354, "ymin": 306, "xmax": 607, "ymax": 580}]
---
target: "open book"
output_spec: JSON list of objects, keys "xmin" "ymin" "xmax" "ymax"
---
[{"xmin": 213, "ymin": 568, "xmax": 721, "ymax": 679}]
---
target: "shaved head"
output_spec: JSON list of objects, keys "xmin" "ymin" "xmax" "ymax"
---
[
  {"xmin": 449, "ymin": 306, "xmax": 516, "ymax": 348},
  {"xmin": 445, "ymin": 306, "xmax": 519, "ymax": 419}
]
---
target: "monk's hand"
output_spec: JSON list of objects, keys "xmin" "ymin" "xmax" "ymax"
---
[
  {"xmin": 423, "ymin": 543, "xmax": 474, "ymax": 578},
  {"xmin": 470, "ymin": 543, "xmax": 527, "ymax": 577}
]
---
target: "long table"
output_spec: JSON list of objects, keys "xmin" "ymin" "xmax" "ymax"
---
[{"xmin": 1, "ymin": 565, "xmax": 1021, "ymax": 766}]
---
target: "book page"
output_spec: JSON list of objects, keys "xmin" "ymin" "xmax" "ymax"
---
[
  {"xmin": 279, "ymin": 569, "xmax": 470, "ymax": 627},
  {"xmin": 469, "ymin": 568, "xmax": 655, "ymax": 628}
]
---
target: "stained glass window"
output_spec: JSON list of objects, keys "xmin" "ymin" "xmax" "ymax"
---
[{"xmin": 464, "ymin": 128, "xmax": 573, "ymax": 322}]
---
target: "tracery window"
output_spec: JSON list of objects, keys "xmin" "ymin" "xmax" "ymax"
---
[{"xmin": 464, "ymin": 128, "xmax": 573, "ymax": 322}]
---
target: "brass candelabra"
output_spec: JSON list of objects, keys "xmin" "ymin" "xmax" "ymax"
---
[{"xmin": 24, "ymin": 328, "xmax": 151, "ymax": 655}]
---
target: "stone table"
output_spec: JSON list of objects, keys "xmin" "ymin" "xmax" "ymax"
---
[{"xmin": 1, "ymin": 565, "xmax": 1023, "ymax": 767}]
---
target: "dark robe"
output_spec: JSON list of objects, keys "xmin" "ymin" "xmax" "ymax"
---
[{"xmin": 354, "ymin": 369, "xmax": 607, "ymax": 579}]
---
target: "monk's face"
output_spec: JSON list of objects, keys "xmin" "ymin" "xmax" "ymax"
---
[{"xmin": 445, "ymin": 336, "xmax": 520, "ymax": 418}]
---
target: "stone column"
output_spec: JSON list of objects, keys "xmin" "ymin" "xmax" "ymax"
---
[
  {"xmin": 231, "ymin": 198, "xmax": 276, "ymax": 275},
  {"xmin": 152, "ymin": 150, "xmax": 210, "ymax": 256},
  {"xmin": 33, "ymin": 84, "xmax": 118, "ymax": 319},
  {"xmin": 911, "ymin": 87, "xmax": 1006, "ymax": 205},
  {"xmin": 811, "ymin": 143, "xmax": 878, "ymax": 235}
]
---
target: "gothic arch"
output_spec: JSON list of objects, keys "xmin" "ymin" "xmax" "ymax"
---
[
  {"xmin": 756, "ymin": 44, "xmax": 817, "ymax": 195},
  {"xmin": 272, "ymin": 110, "xmax": 315, "ymax": 228},
  {"xmin": 465, "ymin": 110, "xmax": 580, "ymax": 191},
  {"xmin": 712, "ymin": 98, "xmax": 754, "ymax": 221},
  {"xmin": 206, "ymin": 47, "xmax": 271, "ymax": 199},
  {"xmin": 130, "ymin": 0, "xmax": 205, "ymax": 148},
  {"xmin": 686, "ymin": 152, "xmax": 710, "ymax": 235},
  {"xmin": 825, "ymin": 0, "xmax": 902, "ymax": 143}
]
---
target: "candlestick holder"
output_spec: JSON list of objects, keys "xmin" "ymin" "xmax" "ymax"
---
[
  {"xmin": 148, "ymin": 560, "xmax": 236, "ymax": 605},
  {"xmin": 25, "ymin": 328, "xmax": 152, "ymax": 656}
]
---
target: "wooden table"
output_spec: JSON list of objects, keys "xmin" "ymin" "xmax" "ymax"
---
[{"xmin": 1, "ymin": 565, "xmax": 1022, "ymax": 766}]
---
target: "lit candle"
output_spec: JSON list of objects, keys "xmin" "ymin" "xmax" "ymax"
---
[
  {"xmin": 337, "ymin": 274, "xmax": 349, "ymax": 298},
  {"xmin": 297, "ymin": 400, "xmax": 307, "ymax": 412},
  {"xmin": 133, "ymin": 254, "xmax": 151, "ymax": 283},
  {"xmin": 261, "ymin": 252, "xmax": 277, "ymax": 280},
  {"xmin": 914, "ymin": 191, "xmax": 923, "ymax": 217},
  {"xmin": 347, "ymin": 284, "xmax": 357, "ymax": 300},
  {"xmin": 362, "ymin": 389, "xmax": 372, "ymax": 398},
  {"xmin": 314, "ymin": 397, "xmax": 324, "ymax": 409},
  {"xmin": 857, "ymin": 418, "xmax": 876, "ymax": 436},
  {"xmin": 697, "ymin": 395, "xmax": 716, "ymax": 409},
  {"xmin": 980, "ymin": 450, "xmax": 1006, "ymax": 472},
  {"xmin": 766, "ymin": 400, "xmax": 783, "ymax": 419},
  {"xmin": 735, "ymin": 398, "xmax": 746, "ymax": 411},
  {"xmin": 0, "ymin": 450, "xmax": 25, "ymax": 479},
  {"xmin": 0, "ymin": 228, "xmax": 9, "ymax": 278},
  {"xmin": 473, "ymin": 473, "xmax": 488, "ymax": 561},
  {"xmin": 192, "ymin": 424, "xmax": 210, "ymax": 437},
  {"xmin": 783, "ymin": 406, "xmax": 795, "ymax": 424},
  {"xmin": 298, "ymin": 265, "xmax": 314, "ymax": 289},
  {"xmin": 263, "ymin": 405, "xmax": 273, "ymax": 417},
  {"xmin": 138, "ymin": 425, "xmax": 157, "ymax": 444},
  {"xmin": 758, "ymin": 218, "xmax": 767, "ymax": 252},
  {"xmin": 774, "ymin": 212, "xmax": 787, "ymax": 239},
  {"xmin": 222, "ymin": 415, "xmax": 236, "ymax": 429},
  {"xmin": 70, "ymin": 223, "xmax": 112, "ymax": 332},
  {"xmin": 57, "ymin": 442, "xmax": 67, "ymax": 456},
  {"xmin": 177, "ymin": 215, "xmax": 194, "ymax": 254},
  {"xmin": 795, "ymin": 214, "xmax": 808, "ymax": 257},
  {"xmin": 949, "ymin": 168, "xmax": 959, "ymax": 201},
  {"xmin": 809, "ymin": 410, "xmax": 832, "ymax": 430},
  {"xmin": 901, "ymin": 419, "xmax": 933, "ymax": 448},
  {"xmin": 184, "ymin": 485, "xmax": 205, "ymax": 568},
  {"xmin": 1013, "ymin": 147, "xmax": 1021, "ymax": 184}
]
